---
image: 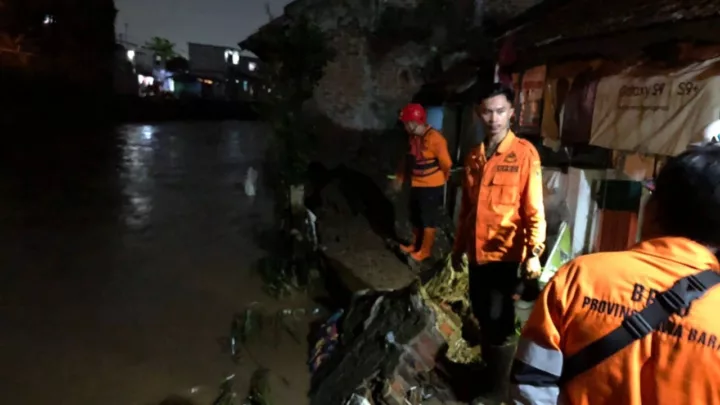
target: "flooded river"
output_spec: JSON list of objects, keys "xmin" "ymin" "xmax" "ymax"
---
[{"xmin": 0, "ymin": 122, "xmax": 309, "ymax": 405}]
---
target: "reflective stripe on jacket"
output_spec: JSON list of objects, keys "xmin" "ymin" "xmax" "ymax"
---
[
  {"xmin": 453, "ymin": 131, "xmax": 546, "ymax": 263},
  {"xmin": 396, "ymin": 128, "xmax": 452, "ymax": 188},
  {"xmin": 512, "ymin": 237, "xmax": 720, "ymax": 405}
]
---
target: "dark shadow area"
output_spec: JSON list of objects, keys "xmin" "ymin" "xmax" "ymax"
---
[
  {"xmin": 435, "ymin": 347, "xmax": 487, "ymax": 402},
  {"xmin": 417, "ymin": 258, "xmax": 450, "ymax": 284},
  {"xmin": 317, "ymin": 253, "xmax": 367, "ymax": 309},
  {"xmin": 156, "ymin": 395, "xmax": 196, "ymax": 405},
  {"xmin": 0, "ymin": 71, "xmax": 259, "ymax": 126},
  {"xmin": 113, "ymin": 96, "xmax": 260, "ymax": 123},
  {"xmin": 305, "ymin": 162, "xmax": 398, "ymax": 242},
  {"xmin": 0, "ymin": 121, "xmax": 124, "ymax": 229}
]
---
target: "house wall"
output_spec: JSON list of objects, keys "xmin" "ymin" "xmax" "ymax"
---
[
  {"xmin": 188, "ymin": 43, "xmax": 231, "ymax": 75},
  {"xmin": 188, "ymin": 43, "xmax": 259, "ymax": 76}
]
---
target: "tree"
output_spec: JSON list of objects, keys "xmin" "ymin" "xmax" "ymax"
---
[
  {"xmin": 143, "ymin": 36, "xmax": 177, "ymax": 61},
  {"xmin": 257, "ymin": 16, "xmax": 335, "ymax": 190}
]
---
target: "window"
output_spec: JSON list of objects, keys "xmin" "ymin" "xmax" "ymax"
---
[
  {"xmin": 243, "ymin": 81, "xmax": 248, "ymax": 91},
  {"xmin": 248, "ymin": 62, "xmax": 257, "ymax": 72},
  {"xmin": 224, "ymin": 50, "xmax": 240, "ymax": 65}
]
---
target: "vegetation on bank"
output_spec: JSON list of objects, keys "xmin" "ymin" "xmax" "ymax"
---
[
  {"xmin": 143, "ymin": 36, "xmax": 179, "ymax": 61},
  {"xmin": 257, "ymin": 16, "xmax": 335, "ymax": 193},
  {"xmin": 253, "ymin": 16, "xmax": 336, "ymax": 298}
]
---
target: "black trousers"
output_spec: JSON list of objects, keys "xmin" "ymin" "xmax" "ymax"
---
[
  {"xmin": 408, "ymin": 185, "xmax": 444, "ymax": 229},
  {"xmin": 469, "ymin": 261, "xmax": 523, "ymax": 347}
]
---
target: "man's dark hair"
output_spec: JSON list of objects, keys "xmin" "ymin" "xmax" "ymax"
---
[
  {"xmin": 653, "ymin": 144, "xmax": 720, "ymax": 245},
  {"xmin": 476, "ymin": 82, "xmax": 515, "ymax": 105}
]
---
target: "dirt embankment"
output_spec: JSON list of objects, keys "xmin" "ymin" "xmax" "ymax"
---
[{"xmin": 305, "ymin": 122, "xmax": 457, "ymax": 292}]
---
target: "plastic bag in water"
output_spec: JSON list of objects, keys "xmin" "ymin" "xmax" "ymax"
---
[{"xmin": 245, "ymin": 167, "xmax": 258, "ymax": 197}]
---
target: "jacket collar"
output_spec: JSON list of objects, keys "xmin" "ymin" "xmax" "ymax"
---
[
  {"xmin": 480, "ymin": 130, "xmax": 516, "ymax": 157},
  {"xmin": 411, "ymin": 126, "xmax": 434, "ymax": 138},
  {"xmin": 631, "ymin": 236, "xmax": 720, "ymax": 271},
  {"xmin": 496, "ymin": 130, "xmax": 517, "ymax": 155}
]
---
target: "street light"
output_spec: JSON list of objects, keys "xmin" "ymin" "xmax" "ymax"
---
[{"xmin": 127, "ymin": 49, "xmax": 135, "ymax": 62}]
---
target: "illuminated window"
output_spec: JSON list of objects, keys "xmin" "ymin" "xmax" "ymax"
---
[
  {"xmin": 224, "ymin": 50, "xmax": 240, "ymax": 65},
  {"xmin": 243, "ymin": 81, "xmax": 248, "ymax": 91},
  {"xmin": 43, "ymin": 15, "xmax": 55, "ymax": 25},
  {"xmin": 138, "ymin": 75, "xmax": 154, "ymax": 86},
  {"xmin": 248, "ymin": 62, "xmax": 257, "ymax": 72}
]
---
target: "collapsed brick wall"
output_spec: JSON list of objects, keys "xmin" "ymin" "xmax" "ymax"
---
[
  {"xmin": 309, "ymin": 287, "xmax": 429, "ymax": 404},
  {"xmin": 308, "ymin": 285, "xmax": 462, "ymax": 405},
  {"xmin": 381, "ymin": 311, "xmax": 459, "ymax": 404}
]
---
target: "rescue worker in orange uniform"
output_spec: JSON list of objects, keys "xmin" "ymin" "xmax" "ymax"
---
[
  {"xmin": 393, "ymin": 103, "xmax": 453, "ymax": 262},
  {"xmin": 451, "ymin": 84, "xmax": 546, "ymax": 402},
  {"xmin": 511, "ymin": 145, "xmax": 720, "ymax": 404}
]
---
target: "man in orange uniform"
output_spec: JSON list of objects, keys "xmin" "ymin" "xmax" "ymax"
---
[
  {"xmin": 452, "ymin": 84, "xmax": 546, "ymax": 401},
  {"xmin": 393, "ymin": 103, "xmax": 453, "ymax": 262},
  {"xmin": 511, "ymin": 145, "xmax": 720, "ymax": 404}
]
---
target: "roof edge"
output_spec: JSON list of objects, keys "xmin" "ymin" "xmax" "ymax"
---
[{"xmin": 486, "ymin": 0, "xmax": 576, "ymax": 39}]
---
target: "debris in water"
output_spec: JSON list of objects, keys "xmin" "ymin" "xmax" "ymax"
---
[
  {"xmin": 275, "ymin": 309, "xmax": 302, "ymax": 345},
  {"xmin": 212, "ymin": 374, "xmax": 238, "ymax": 405},
  {"xmin": 245, "ymin": 167, "xmax": 258, "ymax": 197},
  {"xmin": 343, "ymin": 393, "xmax": 372, "ymax": 405},
  {"xmin": 244, "ymin": 368, "xmax": 273, "ymax": 405},
  {"xmin": 230, "ymin": 304, "xmax": 263, "ymax": 364},
  {"xmin": 308, "ymin": 309, "xmax": 343, "ymax": 373}
]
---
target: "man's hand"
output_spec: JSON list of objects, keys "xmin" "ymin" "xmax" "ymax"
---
[{"xmin": 523, "ymin": 256, "xmax": 542, "ymax": 279}]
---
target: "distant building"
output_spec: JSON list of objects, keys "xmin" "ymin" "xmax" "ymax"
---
[
  {"xmin": 187, "ymin": 42, "xmax": 263, "ymax": 100},
  {"xmin": 115, "ymin": 38, "xmax": 167, "ymax": 97},
  {"xmin": 117, "ymin": 39, "xmax": 155, "ymax": 74}
]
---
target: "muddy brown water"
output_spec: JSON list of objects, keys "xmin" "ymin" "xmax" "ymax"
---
[{"xmin": 0, "ymin": 122, "xmax": 310, "ymax": 405}]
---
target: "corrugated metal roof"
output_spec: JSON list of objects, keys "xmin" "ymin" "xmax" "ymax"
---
[{"xmin": 511, "ymin": 0, "xmax": 720, "ymax": 49}]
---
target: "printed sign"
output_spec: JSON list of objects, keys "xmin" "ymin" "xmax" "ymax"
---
[{"xmin": 590, "ymin": 58, "xmax": 720, "ymax": 156}]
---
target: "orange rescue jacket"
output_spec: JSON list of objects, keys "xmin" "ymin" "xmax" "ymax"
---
[
  {"xmin": 453, "ymin": 131, "xmax": 546, "ymax": 263},
  {"xmin": 396, "ymin": 128, "xmax": 452, "ymax": 188},
  {"xmin": 513, "ymin": 237, "xmax": 720, "ymax": 405}
]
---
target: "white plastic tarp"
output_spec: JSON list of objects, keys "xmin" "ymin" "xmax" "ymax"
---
[{"xmin": 590, "ymin": 57, "xmax": 720, "ymax": 156}]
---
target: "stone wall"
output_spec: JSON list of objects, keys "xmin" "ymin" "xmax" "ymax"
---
[
  {"xmin": 287, "ymin": 0, "xmax": 545, "ymax": 131},
  {"xmin": 484, "ymin": 0, "xmax": 544, "ymax": 24},
  {"xmin": 314, "ymin": 32, "xmax": 428, "ymax": 131},
  {"xmin": 292, "ymin": 0, "xmax": 433, "ymax": 131}
]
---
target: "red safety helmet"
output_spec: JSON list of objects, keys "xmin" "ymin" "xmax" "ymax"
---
[{"xmin": 399, "ymin": 103, "xmax": 426, "ymax": 124}]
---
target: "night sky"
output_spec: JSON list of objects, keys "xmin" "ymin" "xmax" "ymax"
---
[{"xmin": 114, "ymin": 0, "xmax": 292, "ymax": 56}]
